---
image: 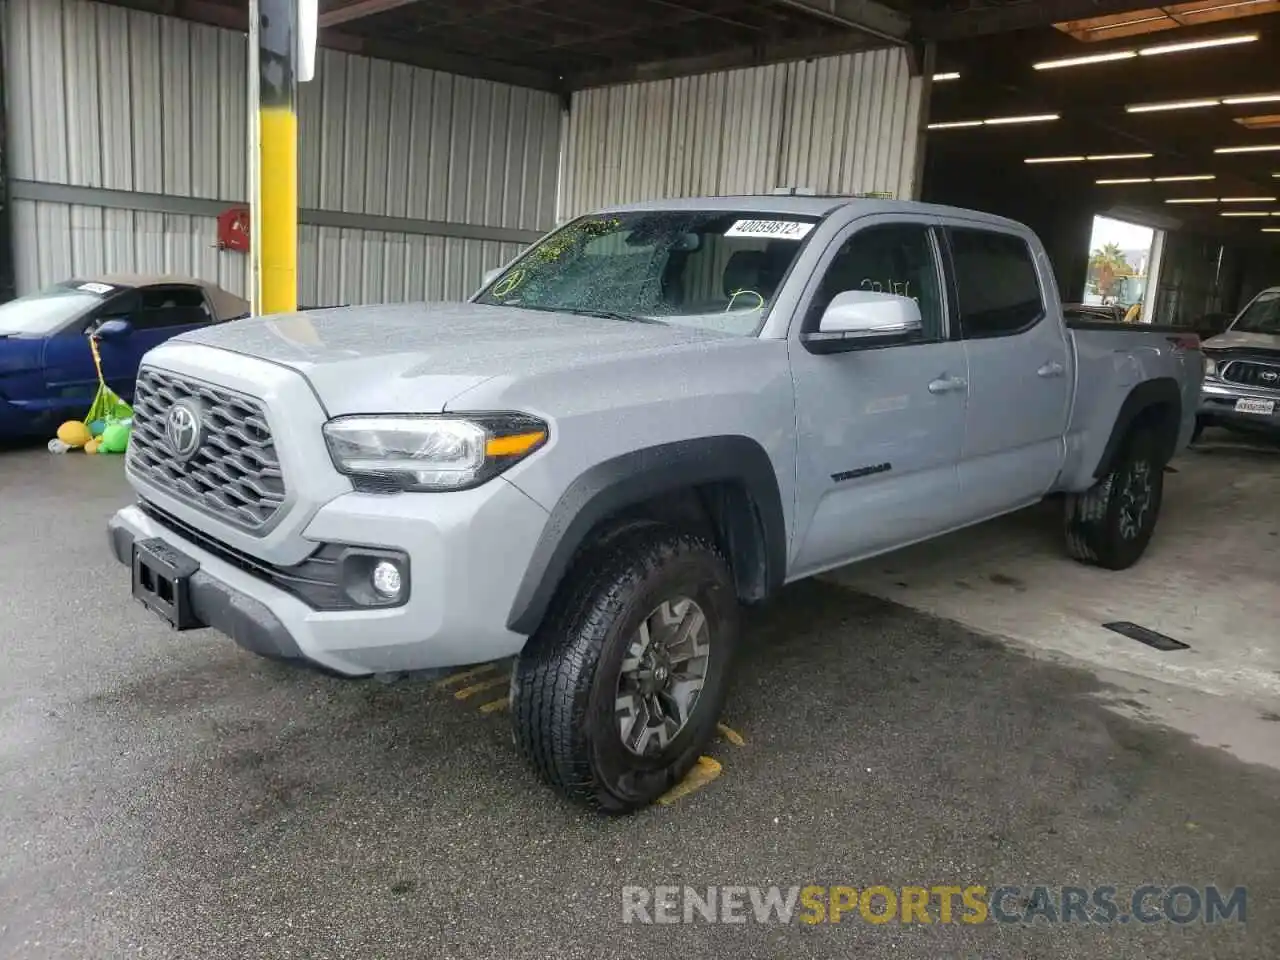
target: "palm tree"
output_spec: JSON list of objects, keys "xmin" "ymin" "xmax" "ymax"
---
[{"xmin": 1089, "ymin": 242, "xmax": 1132, "ymax": 299}]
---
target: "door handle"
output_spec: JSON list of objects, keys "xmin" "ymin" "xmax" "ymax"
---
[
  {"xmin": 1037, "ymin": 361, "xmax": 1065, "ymax": 378},
  {"xmin": 928, "ymin": 375, "xmax": 967, "ymax": 395}
]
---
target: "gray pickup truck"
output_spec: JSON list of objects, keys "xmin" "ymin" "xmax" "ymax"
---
[
  {"xmin": 1198, "ymin": 286, "xmax": 1280, "ymax": 437},
  {"xmin": 108, "ymin": 197, "xmax": 1201, "ymax": 811}
]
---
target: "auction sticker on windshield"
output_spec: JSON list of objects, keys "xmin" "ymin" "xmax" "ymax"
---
[{"xmin": 725, "ymin": 220, "xmax": 815, "ymax": 240}]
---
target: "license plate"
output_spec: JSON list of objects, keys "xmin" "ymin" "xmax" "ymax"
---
[
  {"xmin": 1234, "ymin": 398, "xmax": 1276, "ymax": 416},
  {"xmin": 132, "ymin": 537, "xmax": 200, "ymax": 630}
]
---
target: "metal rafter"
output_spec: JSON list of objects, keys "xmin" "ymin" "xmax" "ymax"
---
[
  {"xmin": 771, "ymin": 0, "xmax": 911, "ymax": 43},
  {"xmin": 319, "ymin": 0, "xmax": 427, "ymax": 28}
]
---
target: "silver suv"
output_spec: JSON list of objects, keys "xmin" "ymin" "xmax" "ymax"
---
[{"xmin": 109, "ymin": 197, "xmax": 1200, "ymax": 811}]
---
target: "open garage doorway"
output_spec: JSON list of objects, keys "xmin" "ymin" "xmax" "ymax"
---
[{"xmin": 1084, "ymin": 214, "xmax": 1165, "ymax": 322}]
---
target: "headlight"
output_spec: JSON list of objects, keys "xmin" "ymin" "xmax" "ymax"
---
[
  {"xmin": 323, "ymin": 414, "xmax": 548, "ymax": 492},
  {"xmin": 1204, "ymin": 356, "xmax": 1218, "ymax": 378}
]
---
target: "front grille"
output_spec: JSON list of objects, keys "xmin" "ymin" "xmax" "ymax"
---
[
  {"xmin": 1222, "ymin": 360, "xmax": 1280, "ymax": 390},
  {"xmin": 129, "ymin": 367, "xmax": 286, "ymax": 532}
]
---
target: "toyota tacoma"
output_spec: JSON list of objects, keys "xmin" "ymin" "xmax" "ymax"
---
[{"xmin": 108, "ymin": 197, "xmax": 1202, "ymax": 811}]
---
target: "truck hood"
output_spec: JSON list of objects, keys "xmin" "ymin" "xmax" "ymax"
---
[
  {"xmin": 1202, "ymin": 329, "xmax": 1280, "ymax": 353},
  {"xmin": 174, "ymin": 302, "xmax": 736, "ymax": 415}
]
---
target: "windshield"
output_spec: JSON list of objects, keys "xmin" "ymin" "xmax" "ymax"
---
[
  {"xmin": 1230, "ymin": 290, "xmax": 1280, "ymax": 335},
  {"xmin": 474, "ymin": 210, "xmax": 821, "ymax": 335},
  {"xmin": 0, "ymin": 284, "xmax": 108, "ymax": 335}
]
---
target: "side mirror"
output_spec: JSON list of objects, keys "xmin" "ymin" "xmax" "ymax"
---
[
  {"xmin": 804, "ymin": 291, "xmax": 923, "ymax": 353},
  {"xmin": 94, "ymin": 318, "xmax": 133, "ymax": 339}
]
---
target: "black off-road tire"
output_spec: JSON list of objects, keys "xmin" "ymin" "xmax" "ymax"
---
[
  {"xmin": 511, "ymin": 525, "xmax": 738, "ymax": 813},
  {"xmin": 1064, "ymin": 427, "xmax": 1165, "ymax": 570}
]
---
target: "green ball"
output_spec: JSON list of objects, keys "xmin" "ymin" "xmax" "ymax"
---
[{"xmin": 100, "ymin": 422, "xmax": 130, "ymax": 453}]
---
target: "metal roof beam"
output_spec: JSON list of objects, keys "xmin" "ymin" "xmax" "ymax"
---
[
  {"xmin": 772, "ymin": 0, "xmax": 910, "ymax": 44},
  {"xmin": 319, "ymin": 0, "xmax": 427, "ymax": 28},
  {"xmin": 916, "ymin": 0, "xmax": 1159, "ymax": 41},
  {"xmin": 570, "ymin": 30, "xmax": 885, "ymax": 89}
]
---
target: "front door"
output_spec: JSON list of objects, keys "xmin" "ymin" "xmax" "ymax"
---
[
  {"xmin": 44, "ymin": 286, "xmax": 217, "ymax": 409},
  {"xmin": 94, "ymin": 286, "xmax": 218, "ymax": 396},
  {"xmin": 945, "ymin": 226, "xmax": 1072, "ymax": 520},
  {"xmin": 788, "ymin": 218, "xmax": 969, "ymax": 576}
]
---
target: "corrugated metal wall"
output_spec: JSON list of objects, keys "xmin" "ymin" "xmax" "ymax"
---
[
  {"xmin": 559, "ymin": 49, "xmax": 924, "ymax": 219},
  {"xmin": 3, "ymin": 0, "xmax": 561, "ymax": 302}
]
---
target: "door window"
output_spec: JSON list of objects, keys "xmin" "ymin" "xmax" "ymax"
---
[
  {"xmin": 132, "ymin": 287, "xmax": 214, "ymax": 330},
  {"xmin": 808, "ymin": 224, "xmax": 945, "ymax": 342},
  {"xmin": 947, "ymin": 228, "xmax": 1045, "ymax": 338}
]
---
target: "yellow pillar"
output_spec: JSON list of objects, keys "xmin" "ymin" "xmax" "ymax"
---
[{"xmin": 252, "ymin": 0, "xmax": 299, "ymax": 315}]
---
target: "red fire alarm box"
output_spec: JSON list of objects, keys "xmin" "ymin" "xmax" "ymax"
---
[{"xmin": 216, "ymin": 207, "xmax": 251, "ymax": 252}]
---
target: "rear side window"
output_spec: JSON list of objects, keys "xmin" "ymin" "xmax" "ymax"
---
[
  {"xmin": 132, "ymin": 287, "xmax": 214, "ymax": 330},
  {"xmin": 947, "ymin": 228, "xmax": 1044, "ymax": 338}
]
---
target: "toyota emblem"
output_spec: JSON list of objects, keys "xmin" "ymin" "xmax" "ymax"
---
[
  {"xmin": 1261, "ymin": 370, "xmax": 1278, "ymax": 383},
  {"xmin": 165, "ymin": 400, "xmax": 204, "ymax": 460}
]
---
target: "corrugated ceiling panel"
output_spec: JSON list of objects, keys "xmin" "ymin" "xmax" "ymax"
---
[
  {"xmin": 299, "ymin": 49, "xmax": 560, "ymax": 229},
  {"xmin": 6, "ymin": 0, "xmax": 560, "ymax": 228},
  {"xmin": 160, "ymin": 17, "xmax": 193, "ymax": 197},
  {"xmin": 780, "ymin": 49, "xmax": 922, "ymax": 200},
  {"xmin": 5, "ymin": 0, "xmax": 558, "ymax": 303},
  {"xmin": 561, "ymin": 50, "xmax": 923, "ymax": 218},
  {"xmin": 189, "ymin": 23, "xmax": 225, "ymax": 199},
  {"xmin": 298, "ymin": 228, "xmax": 512, "ymax": 306},
  {"xmin": 12, "ymin": 200, "xmax": 248, "ymax": 296}
]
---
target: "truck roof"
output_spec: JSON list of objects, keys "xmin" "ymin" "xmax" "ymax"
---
[{"xmin": 599, "ymin": 194, "xmax": 1028, "ymax": 231}]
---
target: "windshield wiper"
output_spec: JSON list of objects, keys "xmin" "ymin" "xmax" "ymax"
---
[{"xmin": 563, "ymin": 308, "xmax": 665, "ymax": 325}]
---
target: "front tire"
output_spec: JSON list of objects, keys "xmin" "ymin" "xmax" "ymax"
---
[
  {"xmin": 511, "ymin": 525, "xmax": 738, "ymax": 813},
  {"xmin": 1064, "ymin": 427, "xmax": 1165, "ymax": 570}
]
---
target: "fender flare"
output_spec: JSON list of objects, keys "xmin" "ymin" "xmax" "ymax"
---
[
  {"xmin": 1092, "ymin": 377, "xmax": 1182, "ymax": 481},
  {"xmin": 505, "ymin": 436, "xmax": 787, "ymax": 636}
]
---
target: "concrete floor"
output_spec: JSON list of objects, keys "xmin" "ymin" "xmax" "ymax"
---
[
  {"xmin": 827, "ymin": 427, "xmax": 1280, "ymax": 768},
  {"xmin": 1, "ymin": 436, "xmax": 1278, "ymax": 959}
]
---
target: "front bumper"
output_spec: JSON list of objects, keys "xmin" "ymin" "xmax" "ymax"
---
[
  {"xmin": 108, "ymin": 479, "xmax": 550, "ymax": 676},
  {"xmin": 1198, "ymin": 379, "xmax": 1280, "ymax": 433}
]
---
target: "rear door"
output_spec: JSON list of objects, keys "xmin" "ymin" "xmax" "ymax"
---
[
  {"xmin": 945, "ymin": 225, "xmax": 1072, "ymax": 520},
  {"xmin": 788, "ymin": 216, "xmax": 969, "ymax": 575}
]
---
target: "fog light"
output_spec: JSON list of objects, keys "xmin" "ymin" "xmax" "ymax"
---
[{"xmin": 371, "ymin": 560, "xmax": 403, "ymax": 598}]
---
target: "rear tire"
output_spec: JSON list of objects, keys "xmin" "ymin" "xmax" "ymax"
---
[
  {"xmin": 1064, "ymin": 427, "xmax": 1165, "ymax": 570},
  {"xmin": 511, "ymin": 525, "xmax": 738, "ymax": 813}
]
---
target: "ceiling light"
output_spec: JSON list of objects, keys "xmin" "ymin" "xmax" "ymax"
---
[
  {"xmin": 1220, "ymin": 196, "xmax": 1278, "ymax": 202},
  {"xmin": 1234, "ymin": 114, "xmax": 1280, "ymax": 131},
  {"xmin": 1033, "ymin": 51, "xmax": 1137, "ymax": 70},
  {"xmin": 1126, "ymin": 98, "xmax": 1220, "ymax": 113},
  {"xmin": 933, "ymin": 72, "xmax": 960, "ymax": 81},
  {"xmin": 931, "ymin": 114, "xmax": 1060, "ymax": 129},
  {"xmin": 1025, "ymin": 156, "xmax": 1085, "ymax": 163},
  {"xmin": 1165, "ymin": 197, "xmax": 1219, "ymax": 203},
  {"xmin": 1221, "ymin": 210, "xmax": 1271, "ymax": 216},
  {"xmin": 1055, "ymin": 3, "xmax": 1280, "ymax": 44},
  {"xmin": 1087, "ymin": 153, "xmax": 1154, "ymax": 160},
  {"xmin": 1222, "ymin": 93, "xmax": 1280, "ymax": 105},
  {"xmin": 1215, "ymin": 144, "xmax": 1280, "ymax": 153},
  {"xmin": 1154, "ymin": 175, "xmax": 1216, "ymax": 182},
  {"xmin": 983, "ymin": 113, "xmax": 1060, "ymax": 125},
  {"xmin": 1263, "ymin": 227, "xmax": 1280, "ymax": 233},
  {"xmin": 1139, "ymin": 32, "xmax": 1259, "ymax": 55},
  {"xmin": 1097, "ymin": 177, "xmax": 1152, "ymax": 184}
]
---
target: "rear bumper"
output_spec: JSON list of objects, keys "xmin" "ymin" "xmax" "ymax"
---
[
  {"xmin": 108, "ymin": 478, "xmax": 550, "ymax": 676},
  {"xmin": 1198, "ymin": 380, "xmax": 1280, "ymax": 433}
]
